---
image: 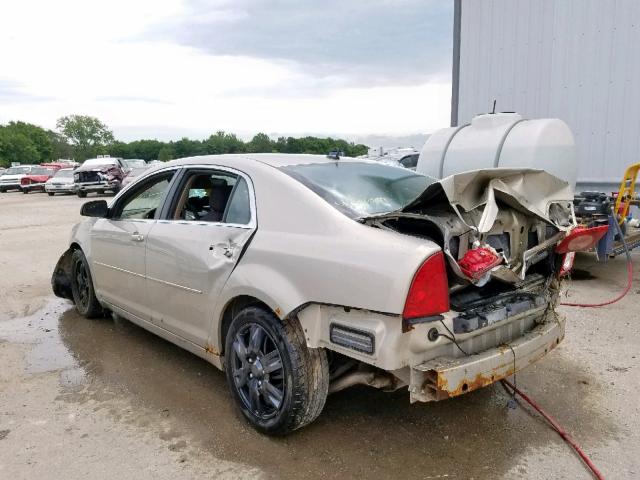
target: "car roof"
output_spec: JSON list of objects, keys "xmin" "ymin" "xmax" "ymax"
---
[{"xmin": 152, "ymin": 153, "xmax": 379, "ymax": 171}]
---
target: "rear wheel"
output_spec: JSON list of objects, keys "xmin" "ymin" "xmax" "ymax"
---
[
  {"xmin": 47, "ymin": 192, "xmax": 54, "ymax": 196},
  {"xmin": 225, "ymin": 307, "xmax": 329, "ymax": 435},
  {"xmin": 23, "ymin": 188, "xmax": 29, "ymax": 194},
  {"xmin": 77, "ymin": 191, "xmax": 87, "ymax": 198},
  {"xmin": 70, "ymin": 249, "xmax": 102, "ymax": 318}
]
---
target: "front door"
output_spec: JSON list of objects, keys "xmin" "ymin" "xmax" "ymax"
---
[
  {"xmin": 90, "ymin": 170, "xmax": 177, "ymax": 320},
  {"xmin": 145, "ymin": 167, "xmax": 256, "ymax": 346}
]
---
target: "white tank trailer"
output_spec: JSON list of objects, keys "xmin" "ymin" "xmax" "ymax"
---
[{"xmin": 416, "ymin": 113, "xmax": 578, "ymax": 193}]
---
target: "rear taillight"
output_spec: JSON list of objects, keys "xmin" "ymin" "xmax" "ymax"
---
[
  {"xmin": 559, "ymin": 252, "xmax": 575, "ymax": 277},
  {"xmin": 555, "ymin": 226, "xmax": 608, "ymax": 253},
  {"xmin": 403, "ymin": 251, "xmax": 449, "ymax": 321}
]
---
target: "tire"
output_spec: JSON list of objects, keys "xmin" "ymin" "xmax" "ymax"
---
[
  {"xmin": 23, "ymin": 188, "xmax": 29, "ymax": 194},
  {"xmin": 225, "ymin": 307, "xmax": 329, "ymax": 436},
  {"xmin": 47, "ymin": 192, "xmax": 54, "ymax": 196},
  {"xmin": 77, "ymin": 191, "xmax": 87, "ymax": 198},
  {"xmin": 70, "ymin": 249, "xmax": 103, "ymax": 318}
]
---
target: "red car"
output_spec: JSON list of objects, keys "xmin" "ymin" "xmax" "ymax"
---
[{"xmin": 20, "ymin": 165, "xmax": 63, "ymax": 193}]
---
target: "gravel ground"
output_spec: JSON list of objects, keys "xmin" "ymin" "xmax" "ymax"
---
[{"xmin": 0, "ymin": 192, "xmax": 638, "ymax": 479}]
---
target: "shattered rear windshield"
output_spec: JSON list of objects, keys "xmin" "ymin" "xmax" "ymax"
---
[{"xmin": 280, "ymin": 161, "xmax": 435, "ymax": 218}]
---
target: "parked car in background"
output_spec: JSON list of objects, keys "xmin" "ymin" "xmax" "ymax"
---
[
  {"xmin": 45, "ymin": 168, "xmax": 77, "ymax": 196},
  {"xmin": 74, "ymin": 156, "xmax": 128, "ymax": 197},
  {"xmin": 370, "ymin": 147, "xmax": 420, "ymax": 170},
  {"xmin": 0, "ymin": 165, "xmax": 38, "ymax": 192},
  {"xmin": 122, "ymin": 166, "xmax": 151, "ymax": 187},
  {"xmin": 52, "ymin": 154, "xmax": 589, "ymax": 435},
  {"xmin": 123, "ymin": 159, "xmax": 147, "ymax": 169},
  {"xmin": 21, "ymin": 165, "xmax": 62, "ymax": 193}
]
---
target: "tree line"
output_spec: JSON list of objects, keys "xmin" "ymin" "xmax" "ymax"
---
[{"xmin": 0, "ymin": 115, "xmax": 368, "ymax": 168}]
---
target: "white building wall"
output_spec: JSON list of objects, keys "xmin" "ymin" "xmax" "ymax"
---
[{"xmin": 455, "ymin": 0, "xmax": 640, "ymax": 188}]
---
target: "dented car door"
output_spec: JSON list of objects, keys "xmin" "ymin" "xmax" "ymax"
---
[
  {"xmin": 90, "ymin": 170, "xmax": 177, "ymax": 320},
  {"xmin": 144, "ymin": 166, "xmax": 257, "ymax": 346}
]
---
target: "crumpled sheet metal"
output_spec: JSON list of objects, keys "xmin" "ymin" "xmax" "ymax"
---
[{"xmin": 405, "ymin": 168, "xmax": 575, "ymax": 233}]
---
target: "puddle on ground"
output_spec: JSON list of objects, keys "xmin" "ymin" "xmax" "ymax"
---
[
  {"xmin": 0, "ymin": 297, "xmax": 619, "ymax": 479},
  {"xmin": 569, "ymin": 268, "xmax": 597, "ymax": 280}
]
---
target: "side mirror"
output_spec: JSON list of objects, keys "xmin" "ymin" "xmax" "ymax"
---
[{"xmin": 81, "ymin": 200, "xmax": 109, "ymax": 218}]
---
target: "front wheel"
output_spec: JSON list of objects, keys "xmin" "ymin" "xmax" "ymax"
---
[
  {"xmin": 77, "ymin": 191, "xmax": 87, "ymax": 198},
  {"xmin": 225, "ymin": 307, "xmax": 329, "ymax": 436},
  {"xmin": 70, "ymin": 249, "xmax": 103, "ymax": 318},
  {"xmin": 47, "ymin": 192, "xmax": 54, "ymax": 196}
]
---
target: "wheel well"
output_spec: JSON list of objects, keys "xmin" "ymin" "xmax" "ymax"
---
[{"xmin": 220, "ymin": 295, "xmax": 273, "ymax": 354}]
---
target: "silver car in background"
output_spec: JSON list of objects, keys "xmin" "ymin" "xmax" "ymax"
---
[
  {"xmin": 45, "ymin": 168, "xmax": 77, "ymax": 195},
  {"xmin": 52, "ymin": 154, "xmax": 576, "ymax": 435}
]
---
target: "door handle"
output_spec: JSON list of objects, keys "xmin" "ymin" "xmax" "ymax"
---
[{"xmin": 131, "ymin": 233, "xmax": 145, "ymax": 242}]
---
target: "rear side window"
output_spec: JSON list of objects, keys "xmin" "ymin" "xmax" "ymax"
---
[
  {"xmin": 171, "ymin": 170, "xmax": 252, "ymax": 225},
  {"xmin": 225, "ymin": 177, "xmax": 251, "ymax": 224}
]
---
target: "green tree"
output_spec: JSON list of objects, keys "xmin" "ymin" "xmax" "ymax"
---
[
  {"xmin": 247, "ymin": 132, "xmax": 274, "ymax": 153},
  {"xmin": 56, "ymin": 115, "xmax": 114, "ymax": 161},
  {"xmin": 157, "ymin": 145, "xmax": 174, "ymax": 161},
  {"xmin": 0, "ymin": 121, "xmax": 56, "ymax": 167}
]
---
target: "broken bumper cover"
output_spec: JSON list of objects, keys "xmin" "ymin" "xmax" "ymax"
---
[{"xmin": 408, "ymin": 318, "xmax": 564, "ymax": 403}]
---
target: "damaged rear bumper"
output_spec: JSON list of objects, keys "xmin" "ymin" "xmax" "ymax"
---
[{"xmin": 408, "ymin": 317, "xmax": 564, "ymax": 403}]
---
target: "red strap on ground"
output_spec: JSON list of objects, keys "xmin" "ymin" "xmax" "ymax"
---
[
  {"xmin": 560, "ymin": 262, "xmax": 633, "ymax": 307},
  {"xmin": 502, "ymin": 378, "xmax": 605, "ymax": 479}
]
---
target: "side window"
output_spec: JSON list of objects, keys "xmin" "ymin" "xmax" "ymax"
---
[
  {"xmin": 172, "ymin": 171, "xmax": 238, "ymax": 222},
  {"xmin": 400, "ymin": 154, "xmax": 419, "ymax": 169},
  {"xmin": 115, "ymin": 173, "xmax": 174, "ymax": 220},
  {"xmin": 224, "ymin": 177, "xmax": 251, "ymax": 224}
]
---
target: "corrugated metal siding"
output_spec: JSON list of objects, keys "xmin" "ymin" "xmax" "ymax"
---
[{"xmin": 457, "ymin": 0, "xmax": 640, "ymax": 186}]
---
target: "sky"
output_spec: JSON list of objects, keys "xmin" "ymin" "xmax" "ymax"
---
[{"xmin": 0, "ymin": 0, "xmax": 453, "ymax": 144}]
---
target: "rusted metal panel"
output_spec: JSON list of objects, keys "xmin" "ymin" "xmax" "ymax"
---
[{"xmin": 409, "ymin": 317, "xmax": 565, "ymax": 402}]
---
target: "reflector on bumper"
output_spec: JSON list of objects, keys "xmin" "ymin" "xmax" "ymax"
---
[{"xmin": 330, "ymin": 324, "xmax": 375, "ymax": 354}]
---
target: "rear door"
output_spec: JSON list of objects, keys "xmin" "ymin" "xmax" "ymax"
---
[
  {"xmin": 144, "ymin": 166, "xmax": 257, "ymax": 346},
  {"xmin": 90, "ymin": 169, "xmax": 178, "ymax": 320}
]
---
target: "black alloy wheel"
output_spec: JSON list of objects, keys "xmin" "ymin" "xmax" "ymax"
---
[
  {"xmin": 225, "ymin": 307, "xmax": 329, "ymax": 435},
  {"xmin": 70, "ymin": 249, "xmax": 103, "ymax": 318},
  {"xmin": 230, "ymin": 323, "xmax": 286, "ymax": 419}
]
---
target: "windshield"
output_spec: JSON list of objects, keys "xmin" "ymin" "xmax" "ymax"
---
[
  {"xmin": 5, "ymin": 166, "xmax": 32, "ymax": 175},
  {"xmin": 54, "ymin": 169, "xmax": 74, "ymax": 178},
  {"xmin": 124, "ymin": 159, "xmax": 146, "ymax": 169},
  {"xmin": 83, "ymin": 158, "xmax": 117, "ymax": 167},
  {"xmin": 280, "ymin": 161, "xmax": 435, "ymax": 218}
]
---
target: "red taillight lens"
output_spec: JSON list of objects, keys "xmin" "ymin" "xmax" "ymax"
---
[
  {"xmin": 555, "ymin": 225, "xmax": 608, "ymax": 254},
  {"xmin": 403, "ymin": 251, "xmax": 449, "ymax": 320},
  {"xmin": 559, "ymin": 252, "xmax": 575, "ymax": 277}
]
